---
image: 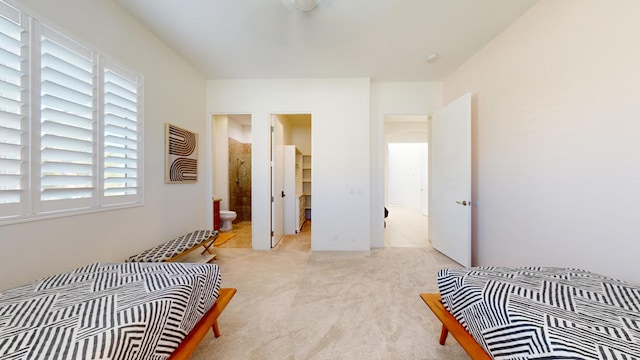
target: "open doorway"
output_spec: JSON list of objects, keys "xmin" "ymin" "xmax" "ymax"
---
[
  {"xmin": 383, "ymin": 115, "xmax": 429, "ymax": 248},
  {"xmin": 211, "ymin": 114, "xmax": 253, "ymax": 248},
  {"xmin": 271, "ymin": 114, "xmax": 312, "ymax": 249}
]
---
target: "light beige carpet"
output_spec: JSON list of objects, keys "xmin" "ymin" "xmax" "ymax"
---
[
  {"xmin": 190, "ymin": 221, "xmax": 468, "ymax": 360},
  {"xmin": 384, "ymin": 205, "xmax": 430, "ymax": 248}
]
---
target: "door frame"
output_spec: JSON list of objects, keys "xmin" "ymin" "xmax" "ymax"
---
[
  {"xmin": 207, "ymin": 113, "xmax": 256, "ymax": 247},
  {"xmin": 270, "ymin": 114, "xmax": 285, "ymax": 248}
]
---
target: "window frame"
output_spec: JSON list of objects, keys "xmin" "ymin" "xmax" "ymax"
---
[{"xmin": 0, "ymin": 0, "xmax": 144, "ymax": 225}]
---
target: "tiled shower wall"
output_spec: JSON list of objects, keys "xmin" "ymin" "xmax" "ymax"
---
[{"xmin": 229, "ymin": 138, "xmax": 251, "ymax": 222}]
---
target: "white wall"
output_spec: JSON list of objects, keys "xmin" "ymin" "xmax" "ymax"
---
[
  {"xmin": 291, "ymin": 124, "xmax": 312, "ymax": 155},
  {"xmin": 277, "ymin": 115, "xmax": 294, "ymax": 145},
  {"xmin": 287, "ymin": 121, "xmax": 310, "ymax": 196},
  {"xmin": 443, "ymin": 0, "xmax": 640, "ymax": 284},
  {"xmin": 388, "ymin": 143, "xmax": 428, "ymax": 212},
  {"xmin": 228, "ymin": 118, "xmax": 252, "ymax": 143},
  {"xmin": 0, "ymin": 0, "xmax": 208, "ymax": 290},
  {"xmin": 212, "ymin": 115, "xmax": 230, "ymax": 209},
  {"xmin": 207, "ymin": 79, "xmax": 371, "ymax": 251},
  {"xmin": 383, "ymin": 120, "xmax": 428, "ymax": 208},
  {"xmin": 385, "ymin": 122, "xmax": 429, "ymax": 142},
  {"xmin": 370, "ymin": 82, "xmax": 442, "ymax": 247}
]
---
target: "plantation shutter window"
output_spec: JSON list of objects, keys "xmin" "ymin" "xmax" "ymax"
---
[
  {"xmin": 39, "ymin": 25, "xmax": 96, "ymax": 211},
  {"xmin": 0, "ymin": 1, "xmax": 27, "ymax": 218},
  {"xmin": 0, "ymin": 0, "xmax": 144, "ymax": 225},
  {"xmin": 103, "ymin": 64, "xmax": 142, "ymax": 203}
]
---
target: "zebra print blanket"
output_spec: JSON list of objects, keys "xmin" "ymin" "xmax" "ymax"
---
[
  {"xmin": 0, "ymin": 262, "xmax": 221, "ymax": 359},
  {"xmin": 438, "ymin": 267, "xmax": 640, "ymax": 359}
]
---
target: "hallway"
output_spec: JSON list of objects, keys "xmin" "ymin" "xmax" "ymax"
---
[{"xmin": 384, "ymin": 205, "xmax": 429, "ymax": 248}]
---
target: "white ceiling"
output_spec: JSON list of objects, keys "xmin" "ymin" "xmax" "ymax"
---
[{"xmin": 116, "ymin": 0, "xmax": 538, "ymax": 81}]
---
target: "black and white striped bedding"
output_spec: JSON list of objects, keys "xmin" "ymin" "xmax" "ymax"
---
[
  {"xmin": 0, "ymin": 262, "xmax": 221, "ymax": 359},
  {"xmin": 438, "ymin": 267, "xmax": 640, "ymax": 359}
]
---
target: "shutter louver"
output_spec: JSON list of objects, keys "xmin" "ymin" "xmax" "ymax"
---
[
  {"xmin": 104, "ymin": 67, "xmax": 139, "ymax": 198},
  {"xmin": 0, "ymin": 1, "xmax": 144, "ymax": 224},
  {"xmin": 0, "ymin": 3, "xmax": 26, "ymax": 213},
  {"xmin": 40, "ymin": 27, "xmax": 95, "ymax": 203}
]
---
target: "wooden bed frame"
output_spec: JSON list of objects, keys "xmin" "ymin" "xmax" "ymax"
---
[
  {"xmin": 169, "ymin": 287, "xmax": 237, "ymax": 359},
  {"xmin": 420, "ymin": 293, "xmax": 492, "ymax": 360}
]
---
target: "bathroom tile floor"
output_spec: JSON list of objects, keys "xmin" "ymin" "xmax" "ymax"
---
[{"xmin": 215, "ymin": 221, "xmax": 252, "ymax": 248}]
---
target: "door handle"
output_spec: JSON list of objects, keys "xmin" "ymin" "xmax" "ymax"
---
[
  {"xmin": 455, "ymin": 200, "xmax": 469, "ymax": 206},
  {"xmin": 281, "ymin": 191, "xmax": 286, "ymax": 198}
]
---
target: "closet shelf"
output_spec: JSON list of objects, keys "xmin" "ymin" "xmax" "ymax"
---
[{"xmin": 302, "ymin": 154, "xmax": 311, "ymax": 220}]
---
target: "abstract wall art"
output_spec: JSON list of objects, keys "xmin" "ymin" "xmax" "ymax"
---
[{"xmin": 165, "ymin": 123, "xmax": 198, "ymax": 183}]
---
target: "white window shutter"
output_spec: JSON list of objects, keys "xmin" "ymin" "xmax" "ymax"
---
[
  {"xmin": 0, "ymin": 2, "xmax": 27, "ymax": 217},
  {"xmin": 0, "ymin": 1, "xmax": 144, "ymax": 224},
  {"xmin": 39, "ymin": 25, "xmax": 95, "ymax": 211},
  {"xmin": 103, "ymin": 63, "xmax": 142, "ymax": 203}
]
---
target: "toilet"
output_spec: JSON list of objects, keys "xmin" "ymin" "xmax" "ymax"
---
[{"xmin": 219, "ymin": 210, "xmax": 237, "ymax": 231}]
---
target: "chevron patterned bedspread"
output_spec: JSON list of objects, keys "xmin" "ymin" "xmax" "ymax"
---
[
  {"xmin": 0, "ymin": 262, "xmax": 221, "ymax": 359},
  {"xmin": 438, "ymin": 267, "xmax": 640, "ymax": 359}
]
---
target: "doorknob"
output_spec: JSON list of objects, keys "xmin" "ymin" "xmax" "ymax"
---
[
  {"xmin": 455, "ymin": 200, "xmax": 469, "ymax": 206},
  {"xmin": 281, "ymin": 190, "xmax": 286, "ymax": 198}
]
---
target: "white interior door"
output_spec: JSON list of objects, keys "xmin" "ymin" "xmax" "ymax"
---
[
  {"xmin": 429, "ymin": 93, "xmax": 472, "ymax": 267},
  {"xmin": 271, "ymin": 116, "xmax": 285, "ymax": 248}
]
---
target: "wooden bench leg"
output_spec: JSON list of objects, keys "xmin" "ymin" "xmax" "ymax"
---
[
  {"xmin": 420, "ymin": 293, "xmax": 493, "ymax": 360},
  {"xmin": 168, "ymin": 288, "xmax": 236, "ymax": 360},
  {"xmin": 439, "ymin": 325, "xmax": 449, "ymax": 345},
  {"xmin": 212, "ymin": 320, "xmax": 221, "ymax": 338},
  {"xmin": 201, "ymin": 236, "xmax": 217, "ymax": 255},
  {"xmin": 207, "ymin": 288, "xmax": 235, "ymax": 338}
]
